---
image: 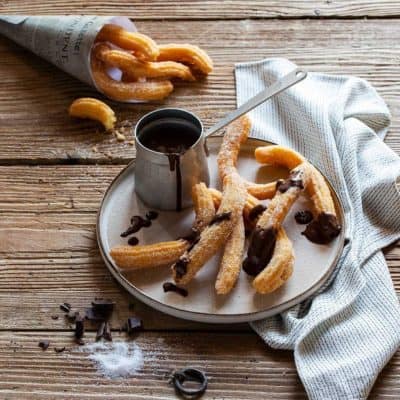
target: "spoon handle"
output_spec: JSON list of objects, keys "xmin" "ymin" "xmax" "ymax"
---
[{"xmin": 205, "ymin": 68, "xmax": 307, "ymax": 137}]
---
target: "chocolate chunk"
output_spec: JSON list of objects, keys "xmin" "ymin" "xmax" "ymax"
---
[
  {"xmin": 38, "ymin": 340, "xmax": 50, "ymax": 350},
  {"xmin": 302, "ymin": 212, "xmax": 341, "ymax": 244},
  {"xmin": 210, "ymin": 211, "xmax": 232, "ymax": 225},
  {"xmin": 85, "ymin": 307, "xmax": 104, "ymax": 322},
  {"xmin": 96, "ymin": 321, "xmax": 106, "ymax": 341},
  {"xmin": 74, "ymin": 315, "xmax": 85, "ymax": 340},
  {"xmin": 128, "ymin": 236, "xmax": 139, "ymax": 246},
  {"xmin": 146, "ymin": 211, "xmax": 158, "ymax": 220},
  {"xmin": 295, "ymin": 210, "xmax": 313, "ymax": 224},
  {"xmin": 163, "ymin": 282, "xmax": 188, "ymax": 297},
  {"xmin": 248, "ymin": 204, "xmax": 267, "ymax": 221},
  {"xmin": 54, "ymin": 347, "xmax": 66, "ymax": 353},
  {"xmin": 51, "ymin": 315, "xmax": 59, "ymax": 320},
  {"xmin": 67, "ymin": 310, "xmax": 79, "ymax": 321},
  {"xmin": 243, "ymin": 227, "xmax": 277, "ymax": 276},
  {"xmin": 276, "ymin": 169, "xmax": 304, "ymax": 193},
  {"xmin": 174, "ymin": 256, "xmax": 189, "ymax": 279},
  {"xmin": 126, "ymin": 317, "xmax": 143, "ymax": 334},
  {"xmin": 91, "ymin": 299, "xmax": 115, "ymax": 320},
  {"xmin": 103, "ymin": 321, "xmax": 112, "ymax": 341},
  {"xmin": 172, "ymin": 368, "xmax": 208, "ymax": 397},
  {"xmin": 59, "ymin": 303, "xmax": 71, "ymax": 313}
]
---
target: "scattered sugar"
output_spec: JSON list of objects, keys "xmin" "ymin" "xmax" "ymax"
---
[{"xmin": 80, "ymin": 341, "xmax": 143, "ymax": 378}]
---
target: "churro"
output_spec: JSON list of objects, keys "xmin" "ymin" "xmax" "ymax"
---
[
  {"xmin": 254, "ymin": 145, "xmax": 341, "ymax": 244},
  {"xmin": 110, "ymin": 240, "xmax": 190, "ymax": 270},
  {"xmin": 243, "ymin": 162, "xmax": 311, "ymax": 276},
  {"xmin": 192, "ymin": 183, "xmax": 215, "ymax": 231},
  {"xmin": 68, "ymin": 97, "xmax": 116, "ymax": 130},
  {"xmin": 96, "ymin": 24, "xmax": 159, "ymax": 61},
  {"xmin": 157, "ymin": 44, "xmax": 213, "ymax": 75},
  {"xmin": 172, "ymin": 173, "xmax": 247, "ymax": 285},
  {"xmin": 252, "ymin": 228, "xmax": 294, "ymax": 294},
  {"xmin": 215, "ymin": 215, "xmax": 245, "ymax": 294},
  {"xmin": 94, "ymin": 43, "xmax": 195, "ymax": 81},
  {"xmin": 91, "ymin": 57, "xmax": 173, "ymax": 101}
]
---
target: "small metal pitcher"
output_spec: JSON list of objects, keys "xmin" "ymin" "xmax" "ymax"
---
[
  {"xmin": 134, "ymin": 68, "xmax": 307, "ymax": 211},
  {"xmin": 134, "ymin": 108, "xmax": 210, "ymax": 211}
]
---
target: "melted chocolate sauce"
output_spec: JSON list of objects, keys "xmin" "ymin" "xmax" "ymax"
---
[
  {"xmin": 163, "ymin": 282, "xmax": 188, "ymax": 297},
  {"xmin": 248, "ymin": 204, "xmax": 267, "ymax": 221},
  {"xmin": 121, "ymin": 216, "xmax": 151, "ymax": 237},
  {"xmin": 243, "ymin": 227, "xmax": 277, "ymax": 276},
  {"xmin": 174, "ymin": 256, "xmax": 189, "ymax": 279},
  {"xmin": 146, "ymin": 210, "xmax": 158, "ymax": 220},
  {"xmin": 210, "ymin": 211, "xmax": 232, "ymax": 226},
  {"xmin": 128, "ymin": 237, "xmax": 139, "ymax": 246},
  {"xmin": 276, "ymin": 169, "xmax": 304, "ymax": 193},
  {"xmin": 294, "ymin": 210, "xmax": 313, "ymax": 225},
  {"xmin": 302, "ymin": 212, "xmax": 341, "ymax": 244},
  {"xmin": 138, "ymin": 118, "xmax": 200, "ymax": 212}
]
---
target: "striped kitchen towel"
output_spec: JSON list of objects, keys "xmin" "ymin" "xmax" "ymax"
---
[{"xmin": 235, "ymin": 58, "xmax": 400, "ymax": 399}]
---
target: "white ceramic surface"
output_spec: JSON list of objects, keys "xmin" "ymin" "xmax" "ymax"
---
[{"xmin": 97, "ymin": 137, "xmax": 345, "ymax": 323}]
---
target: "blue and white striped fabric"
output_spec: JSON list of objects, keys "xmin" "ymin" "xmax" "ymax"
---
[{"xmin": 235, "ymin": 58, "xmax": 400, "ymax": 399}]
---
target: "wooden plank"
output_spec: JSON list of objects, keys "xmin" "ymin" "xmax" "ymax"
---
[
  {"xmin": 0, "ymin": 165, "xmax": 398, "ymax": 331},
  {"xmin": 0, "ymin": 331, "xmax": 397, "ymax": 399},
  {"xmin": 0, "ymin": 19, "xmax": 399, "ymax": 163},
  {"xmin": 2, "ymin": 0, "xmax": 400, "ymax": 19}
]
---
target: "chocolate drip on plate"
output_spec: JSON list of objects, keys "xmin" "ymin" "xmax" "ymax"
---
[{"xmin": 302, "ymin": 212, "xmax": 341, "ymax": 244}]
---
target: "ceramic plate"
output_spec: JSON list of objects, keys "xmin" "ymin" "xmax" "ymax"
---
[{"xmin": 97, "ymin": 137, "xmax": 345, "ymax": 323}]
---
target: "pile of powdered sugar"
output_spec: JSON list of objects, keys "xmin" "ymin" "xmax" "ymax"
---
[{"xmin": 80, "ymin": 341, "xmax": 144, "ymax": 378}]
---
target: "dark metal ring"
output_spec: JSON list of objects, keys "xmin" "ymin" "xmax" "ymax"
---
[{"xmin": 172, "ymin": 368, "xmax": 208, "ymax": 397}]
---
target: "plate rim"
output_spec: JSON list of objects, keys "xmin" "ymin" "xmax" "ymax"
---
[{"xmin": 96, "ymin": 137, "xmax": 346, "ymax": 324}]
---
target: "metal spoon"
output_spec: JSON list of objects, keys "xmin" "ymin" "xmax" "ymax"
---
[{"xmin": 205, "ymin": 68, "xmax": 307, "ymax": 137}]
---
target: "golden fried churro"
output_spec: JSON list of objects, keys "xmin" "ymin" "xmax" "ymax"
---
[
  {"xmin": 96, "ymin": 24, "xmax": 159, "ymax": 61},
  {"xmin": 252, "ymin": 228, "xmax": 294, "ymax": 294},
  {"xmin": 68, "ymin": 97, "xmax": 116, "ymax": 130},
  {"xmin": 157, "ymin": 44, "xmax": 213, "ymax": 75},
  {"xmin": 243, "ymin": 162, "xmax": 311, "ymax": 276},
  {"xmin": 246, "ymin": 181, "xmax": 277, "ymax": 200},
  {"xmin": 94, "ymin": 43, "xmax": 195, "ymax": 81},
  {"xmin": 172, "ymin": 173, "xmax": 247, "ymax": 285},
  {"xmin": 91, "ymin": 57, "xmax": 173, "ymax": 101},
  {"xmin": 254, "ymin": 145, "xmax": 341, "ymax": 244},
  {"xmin": 215, "ymin": 215, "xmax": 245, "ymax": 294},
  {"xmin": 110, "ymin": 240, "xmax": 190, "ymax": 270},
  {"xmin": 208, "ymin": 188, "xmax": 263, "ymax": 222},
  {"xmin": 192, "ymin": 183, "xmax": 215, "ymax": 231},
  {"xmin": 217, "ymin": 115, "xmax": 251, "ymax": 181}
]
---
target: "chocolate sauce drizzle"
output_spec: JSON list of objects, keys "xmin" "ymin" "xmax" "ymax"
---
[
  {"xmin": 163, "ymin": 282, "xmax": 188, "ymax": 297},
  {"xmin": 248, "ymin": 204, "xmax": 267, "ymax": 221},
  {"xmin": 167, "ymin": 154, "xmax": 183, "ymax": 212},
  {"xmin": 302, "ymin": 212, "xmax": 341, "ymax": 244},
  {"xmin": 243, "ymin": 227, "xmax": 277, "ymax": 276},
  {"xmin": 276, "ymin": 169, "xmax": 304, "ymax": 193},
  {"xmin": 209, "ymin": 211, "xmax": 232, "ymax": 226}
]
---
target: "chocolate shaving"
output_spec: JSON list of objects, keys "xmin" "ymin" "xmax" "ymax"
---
[
  {"xmin": 67, "ymin": 310, "xmax": 79, "ymax": 322},
  {"xmin": 126, "ymin": 317, "xmax": 143, "ymax": 335},
  {"xmin": 59, "ymin": 303, "xmax": 71, "ymax": 313},
  {"xmin": 209, "ymin": 211, "xmax": 232, "ymax": 226},
  {"xmin": 248, "ymin": 204, "xmax": 267, "ymax": 221},
  {"xmin": 163, "ymin": 282, "xmax": 188, "ymax": 297},
  {"xmin": 128, "ymin": 236, "xmax": 139, "ymax": 246},
  {"xmin": 38, "ymin": 340, "xmax": 50, "ymax": 351},
  {"xmin": 295, "ymin": 210, "xmax": 313, "ymax": 225},
  {"xmin": 146, "ymin": 210, "xmax": 158, "ymax": 220},
  {"xmin": 103, "ymin": 321, "xmax": 112, "ymax": 341},
  {"xmin": 96, "ymin": 321, "xmax": 106, "ymax": 341},
  {"xmin": 174, "ymin": 256, "xmax": 189, "ymax": 279},
  {"xmin": 74, "ymin": 314, "xmax": 85, "ymax": 341},
  {"xmin": 54, "ymin": 347, "xmax": 66, "ymax": 353}
]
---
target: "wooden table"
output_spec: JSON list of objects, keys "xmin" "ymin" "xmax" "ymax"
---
[{"xmin": 0, "ymin": 2, "xmax": 399, "ymax": 398}]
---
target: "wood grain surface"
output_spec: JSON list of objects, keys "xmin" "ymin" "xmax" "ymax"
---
[
  {"xmin": 0, "ymin": 1, "xmax": 399, "ymax": 399},
  {"xmin": 2, "ymin": 0, "xmax": 400, "ymax": 19}
]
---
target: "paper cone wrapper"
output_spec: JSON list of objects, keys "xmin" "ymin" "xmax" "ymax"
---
[{"xmin": 0, "ymin": 15, "xmax": 136, "ymax": 99}]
